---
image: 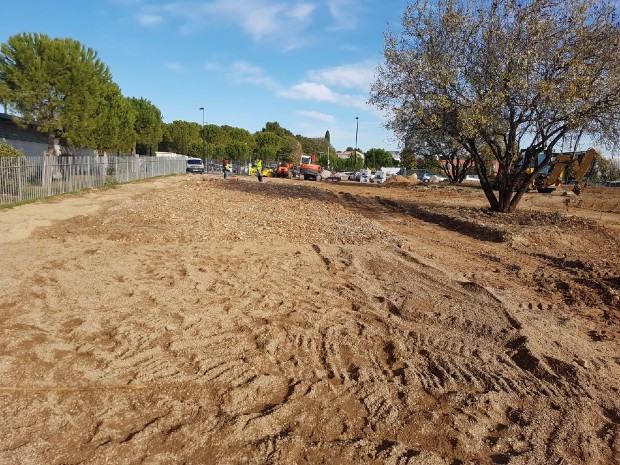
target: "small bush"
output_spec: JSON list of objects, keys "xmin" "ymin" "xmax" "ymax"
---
[
  {"xmin": 0, "ymin": 141, "xmax": 25, "ymax": 158},
  {"xmin": 0, "ymin": 142, "xmax": 26, "ymax": 196}
]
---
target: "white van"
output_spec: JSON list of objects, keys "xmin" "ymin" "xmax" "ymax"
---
[
  {"xmin": 186, "ymin": 157, "xmax": 205, "ymax": 174},
  {"xmin": 373, "ymin": 171, "xmax": 387, "ymax": 184},
  {"xmin": 380, "ymin": 167, "xmax": 400, "ymax": 178}
]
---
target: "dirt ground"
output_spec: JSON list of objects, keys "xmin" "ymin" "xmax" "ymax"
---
[{"xmin": 0, "ymin": 173, "xmax": 618, "ymax": 465}]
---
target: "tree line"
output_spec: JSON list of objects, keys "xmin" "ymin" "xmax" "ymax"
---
[{"xmin": 0, "ymin": 32, "xmax": 399, "ymax": 171}]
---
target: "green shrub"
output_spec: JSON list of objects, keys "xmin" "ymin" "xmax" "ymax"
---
[
  {"xmin": 0, "ymin": 142, "xmax": 26, "ymax": 196},
  {"xmin": 0, "ymin": 142, "xmax": 25, "ymax": 158}
]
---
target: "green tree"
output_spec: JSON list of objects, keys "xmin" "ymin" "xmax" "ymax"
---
[
  {"xmin": 297, "ymin": 135, "xmax": 335, "ymax": 158},
  {"xmin": 203, "ymin": 124, "xmax": 227, "ymax": 148},
  {"xmin": 593, "ymin": 156, "xmax": 620, "ymax": 183},
  {"xmin": 418, "ymin": 156, "xmax": 442, "ymax": 173},
  {"xmin": 223, "ymin": 141, "xmax": 250, "ymax": 162},
  {"xmin": 399, "ymin": 148, "xmax": 418, "ymax": 171},
  {"xmin": 343, "ymin": 146, "xmax": 364, "ymax": 171},
  {"xmin": 370, "ymin": 0, "xmax": 620, "ymax": 212},
  {"xmin": 254, "ymin": 131, "xmax": 283, "ymax": 161},
  {"xmin": 162, "ymin": 120, "xmax": 201, "ymax": 156},
  {"xmin": 278, "ymin": 135, "xmax": 302, "ymax": 163},
  {"xmin": 364, "ymin": 148, "xmax": 396, "ymax": 170},
  {"xmin": 262, "ymin": 121, "xmax": 294, "ymax": 138},
  {"xmin": 329, "ymin": 156, "xmax": 355, "ymax": 171},
  {"xmin": 224, "ymin": 126, "xmax": 255, "ymax": 162},
  {"xmin": 91, "ymin": 84, "xmax": 136, "ymax": 154},
  {"xmin": 201, "ymin": 124, "xmax": 255, "ymax": 162},
  {"xmin": 187, "ymin": 141, "xmax": 204, "ymax": 158},
  {"xmin": 0, "ymin": 33, "xmax": 114, "ymax": 155},
  {"xmin": 128, "ymin": 97, "xmax": 163, "ymax": 156},
  {"xmin": 255, "ymin": 122, "xmax": 297, "ymax": 161}
]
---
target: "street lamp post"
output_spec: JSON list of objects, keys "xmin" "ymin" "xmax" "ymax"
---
[
  {"xmin": 199, "ymin": 107, "xmax": 205, "ymax": 168},
  {"xmin": 327, "ymin": 141, "xmax": 330, "ymax": 171},
  {"xmin": 354, "ymin": 116, "xmax": 359, "ymax": 173},
  {"xmin": 325, "ymin": 130, "xmax": 331, "ymax": 171}
]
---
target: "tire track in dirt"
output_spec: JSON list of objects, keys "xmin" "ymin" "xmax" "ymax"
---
[
  {"xmin": 0, "ymin": 176, "xmax": 618, "ymax": 465},
  {"xmin": 300, "ymin": 243, "xmax": 595, "ymax": 464}
]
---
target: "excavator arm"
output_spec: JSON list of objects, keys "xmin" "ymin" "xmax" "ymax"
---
[
  {"xmin": 533, "ymin": 148, "xmax": 598, "ymax": 194},
  {"xmin": 573, "ymin": 148, "xmax": 598, "ymax": 182}
]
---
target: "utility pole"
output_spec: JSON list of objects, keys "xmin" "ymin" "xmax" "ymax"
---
[
  {"xmin": 355, "ymin": 117, "xmax": 359, "ymax": 173},
  {"xmin": 199, "ymin": 107, "xmax": 205, "ymax": 167},
  {"xmin": 325, "ymin": 130, "xmax": 331, "ymax": 171}
]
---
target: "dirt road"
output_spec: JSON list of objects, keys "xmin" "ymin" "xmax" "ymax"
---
[{"xmin": 0, "ymin": 174, "xmax": 618, "ymax": 464}]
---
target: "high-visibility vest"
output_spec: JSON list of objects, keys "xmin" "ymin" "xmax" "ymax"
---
[
  {"xmin": 225, "ymin": 163, "xmax": 231, "ymax": 171},
  {"xmin": 256, "ymin": 160, "xmax": 262, "ymax": 170}
]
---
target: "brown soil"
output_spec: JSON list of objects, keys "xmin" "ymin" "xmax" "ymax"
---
[{"xmin": 0, "ymin": 174, "xmax": 619, "ymax": 465}]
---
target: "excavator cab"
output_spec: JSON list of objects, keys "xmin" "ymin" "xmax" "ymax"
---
[{"xmin": 299, "ymin": 153, "xmax": 323, "ymax": 181}]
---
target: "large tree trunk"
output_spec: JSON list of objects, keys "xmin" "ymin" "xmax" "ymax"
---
[{"xmin": 42, "ymin": 132, "xmax": 61, "ymax": 192}]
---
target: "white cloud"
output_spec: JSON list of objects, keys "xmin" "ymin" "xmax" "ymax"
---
[
  {"xmin": 297, "ymin": 110, "xmax": 336, "ymax": 123},
  {"xmin": 215, "ymin": 0, "xmax": 315, "ymax": 37},
  {"xmin": 272, "ymin": 60, "xmax": 378, "ymax": 110},
  {"xmin": 280, "ymin": 82, "xmax": 366, "ymax": 109},
  {"xmin": 133, "ymin": 0, "xmax": 315, "ymax": 48},
  {"xmin": 326, "ymin": 0, "xmax": 362, "ymax": 30},
  {"xmin": 211, "ymin": 0, "xmax": 283, "ymax": 39},
  {"xmin": 137, "ymin": 13, "xmax": 162, "ymax": 26},
  {"xmin": 219, "ymin": 58, "xmax": 372, "ymax": 111},
  {"xmin": 282, "ymin": 82, "xmax": 336, "ymax": 101},
  {"xmin": 230, "ymin": 61, "xmax": 281, "ymax": 91},
  {"xmin": 225, "ymin": 63, "xmax": 368, "ymax": 110},
  {"xmin": 288, "ymin": 3, "xmax": 315, "ymax": 21},
  {"xmin": 207, "ymin": 0, "xmax": 316, "ymax": 48},
  {"xmin": 308, "ymin": 61, "xmax": 377, "ymax": 91}
]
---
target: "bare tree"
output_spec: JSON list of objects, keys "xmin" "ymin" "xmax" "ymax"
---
[
  {"xmin": 407, "ymin": 131, "xmax": 473, "ymax": 183},
  {"xmin": 370, "ymin": 0, "xmax": 620, "ymax": 212}
]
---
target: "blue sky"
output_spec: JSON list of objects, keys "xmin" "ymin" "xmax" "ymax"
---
[{"xmin": 1, "ymin": 0, "xmax": 407, "ymax": 152}]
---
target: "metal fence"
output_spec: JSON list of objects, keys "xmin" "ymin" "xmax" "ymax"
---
[{"xmin": 0, "ymin": 155, "xmax": 186, "ymax": 206}]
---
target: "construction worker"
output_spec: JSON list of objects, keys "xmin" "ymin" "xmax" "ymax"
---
[
  {"xmin": 256, "ymin": 158, "xmax": 263, "ymax": 182},
  {"xmin": 222, "ymin": 159, "xmax": 231, "ymax": 179}
]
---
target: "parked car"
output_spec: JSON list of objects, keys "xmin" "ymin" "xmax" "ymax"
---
[
  {"xmin": 186, "ymin": 157, "xmax": 205, "ymax": 174},
  {"xmin": 373, "ymin": 171, "xmax": 387, "ymax": 184},
  {"xmin": 463, "ymin": 174, "xmax": 480, "ymax": 183},
  {"xmin": 420, "ymin": 172, "xmax": 447, "ymax": 183},
  {"xmin": 381, "ymin": 167, "xmax": 401, "ymax": 178},
  {"xmin": 360, "ymin": 169, "xmax": 372, "ymax": 183},
  {"xmin": 331, "ymin": 171, "xmax": 350, "ymax": 180}
]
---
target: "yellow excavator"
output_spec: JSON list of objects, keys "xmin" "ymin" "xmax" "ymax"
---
[{"xmin": 527, "ymin": 148, "xmax": 598, "ymax": 194}]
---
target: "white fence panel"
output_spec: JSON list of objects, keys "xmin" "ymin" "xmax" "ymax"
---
[{"xmin": 0, "ymin": 155, "xmax": 186, "ymax": 206}]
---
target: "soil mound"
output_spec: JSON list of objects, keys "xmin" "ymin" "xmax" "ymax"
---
[{"xmin": 385, "ymin": 174, "xmax": 410, "ymax": 184}]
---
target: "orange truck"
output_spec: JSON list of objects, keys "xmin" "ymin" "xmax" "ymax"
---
[
  {"xmin": 299, "ymin": 153, "xmax": 322, "ymax": 181},
  {"xmin": 275, "ymin": 162, "xmax": 294, "ymax": 178}
]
